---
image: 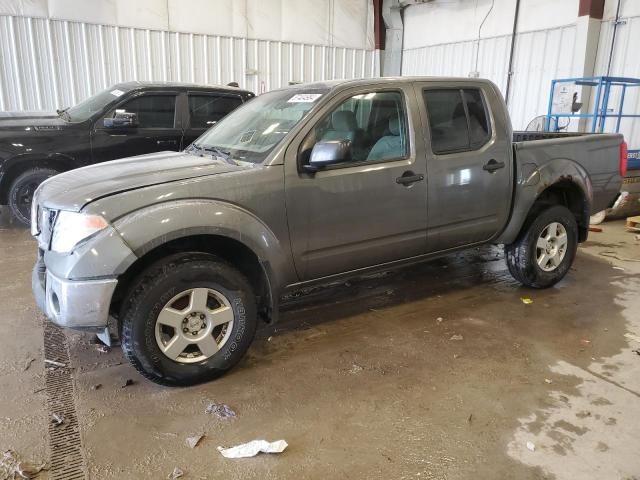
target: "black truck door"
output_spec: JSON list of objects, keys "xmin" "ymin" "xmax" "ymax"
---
[{"xmin": 90, "ymin": 92, "xmax": 182, "ymax": 163}]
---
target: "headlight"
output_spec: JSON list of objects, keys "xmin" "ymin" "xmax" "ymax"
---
[{"xmin": 51, "ymin": 211, "xmax": 109, "ymax": 253}]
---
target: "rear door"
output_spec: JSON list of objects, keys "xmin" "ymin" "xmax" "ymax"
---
[
  {"xmin": 91, "ymin": 91, "xmax": 181, "ymax": 163},
  {"xmin": 182, "ymin": 92, "xmax": 244, "ymax": 146},
  {"xmin": 284, "ymin": 84, "xmax": 428, "ymax": 280},
  {"xmin": 414, "ymin": 82, "xmax": 512, "ymax": 251}
]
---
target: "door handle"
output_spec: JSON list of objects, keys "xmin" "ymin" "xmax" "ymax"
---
[
  {"xmin": 156, "ymin": 139, "xmax": 177, "ymax": 146},
  {"xmin": 396, "ymin": 171, "xmax": 425, "ymax": 186},
  {"xmin": 483, "ymin": 159, "xmax": 505, "ymax": 173}
]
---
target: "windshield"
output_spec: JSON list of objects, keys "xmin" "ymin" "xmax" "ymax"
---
[
  {"xmin": 189, "ymin": 88, "xmax": 329, "ymax": 164},
  {"xmin": 63, "ymin": 87, "xmax": 129, "ymax": 122}
]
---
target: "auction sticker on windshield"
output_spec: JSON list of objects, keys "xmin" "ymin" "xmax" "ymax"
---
[
  {"xmin": 287, "ymin": 93, "xmax": 323, "ymax": 103},
  {"xmin": 110, "ymin": 89, "xmax": 125, "ymax": 97}
]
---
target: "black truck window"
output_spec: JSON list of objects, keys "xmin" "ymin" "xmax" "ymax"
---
[
  {"xmin": 116, "ymin": 95, "xmax": 177, "ymax": 128},
  {"xmin": 423, "ymin": 88, "xmax": 491, "ymax": 154},
  {"xmin": 189, "ymin": 94, "xmax": 243, "ymax": 128}
]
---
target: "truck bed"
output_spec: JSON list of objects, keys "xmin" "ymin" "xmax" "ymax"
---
[
  {"xmin": 512, "ymin": 130, "xmax": 623, "ymax": 215},
  {"xmin": 513, "ymin": 131, "xmax": 586, "ymax": 142}
]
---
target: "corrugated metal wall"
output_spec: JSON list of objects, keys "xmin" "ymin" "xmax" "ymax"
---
[
  {"xmin": 593, "ymin": 12, "xmax": 640, "ymax": 147},
  {"xmin": 0, "ymin": 14, "xmax": 379, "ymax": 111},
  {"xmin": 508, "ymin": 25, "xmax": 578, "ymax": 131},
  {"xmin": 402, "ymin": 24, "xmax": 578, "ymax": 130}
]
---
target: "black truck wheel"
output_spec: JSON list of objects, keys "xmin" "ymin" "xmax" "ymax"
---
[
  {"xmin": 8, "ymin": 167, "xmax": 59, "ymax": 226},
  {"xmin": 505, "ymin": 205, "xmax": 578, "ymax": 288},
  {"xmin": 120, "ymin": 252, "xmax": 257, "ymax": 386}
]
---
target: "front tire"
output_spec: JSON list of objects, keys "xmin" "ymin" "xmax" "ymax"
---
[
  {"xmin": 120, "ymin": 253, "xmax": 257, "ymax": 386},
  {"xmin": 8, "ymin": 167, "xmax": 60, "ymax": 226},
  {"xmin": 505, "ymin": 205, "xmax": 578, "ymax": 288}
]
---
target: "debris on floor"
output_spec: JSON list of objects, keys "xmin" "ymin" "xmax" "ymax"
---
[
  {"xmin": 217, "ymin": 439, "xmax": 288, "ymax": 459},
  {"xmin": 349, "ymin": 363, "xmax": 364, "ymax": 374},
  {"xmin": 185, "ymin": 434, "xmax": 204, "ymax": 449},
  {"xmin": 521, "ymin": 298, "xmax": 533, "ymax": 305},
  {"xmin": 544, "ymin": 378, "xmax": 553, "ymax": 384},
  {"xmin": 625, "ymin": 215, "xmax": 640, "ymax": 232},
  {"xmin": 632, "ymin": 349, "xmax": 640, "ymax": 356},
  {"xmin": 205, "ymin": 401, "xmax": 236, "ymax": 418},
  {"xmin": 90, "ymin": 383, "xmax": 102, "ymax": 391},
  {"xmin": 450, "ymin": 334, "xmax": 464, "ymax": 341},
  {"xmin": 121, "ymin": 379, "xmax": 135, "ymax": 388},
  {"xmin": 44, "ymin": 359, "xmax": 65, "ymax": 368},
  {"xmin": 0, "ymin": 450, "xmax": 47, "ymax": 480},
  {"xmin": 588, "ymin": 226, "xmax": 603, "ymax": 233},
  {"xmin": 624, "ymin": 333, "xmax": 640, "ymax": 343},
  {"xmin": 599, "ymin": 251, "xmax": 640, "ymax": 262},
  {"xmin": 526, "ymin": 441, "xmax": 536, "ymax": 452},
  {"xmin": 51, "ymin": 413, "xmax": 65, "ymax": 427},
  {"xmin": 436, "ymin": 317, "xmax": 443, "ymax": 323},
  {"xmin": 23, "ymin": 358, "xmax": 35, "ymax": 371},
  {"xmin": 167, "ymin": 466, "xmax": 184, "ymax": 479},
  {"xmin": 96, "ymin": 344, "xmax": 111, "ymax": 354}
]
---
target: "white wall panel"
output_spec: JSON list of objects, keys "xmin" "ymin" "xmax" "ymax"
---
[
  {"xmin": 508, "ymin": 25, "xmax": 578, "ymax": 130},
  {"xmin": 402, "ymin": 1, "xmax": 581, "ymax": 131},
  {"xmin": 593, "ymin": 8, "xmax": 640, "ymax": 148},
  {"xmin": 0, "ymin": 0, "xmax": 374, "ymax": 49},
  {"xmin": 0, "ymin": 14, "xmax": 378, "ymax": 112}
]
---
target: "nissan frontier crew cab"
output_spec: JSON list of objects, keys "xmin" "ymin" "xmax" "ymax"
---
[
  {"xmin": 0, "ymin": 81, "xmax": 253, "ymax": 226},
  {"xmin": 31, "ymin": 77, "xmax": 626, "ymax": 386}
]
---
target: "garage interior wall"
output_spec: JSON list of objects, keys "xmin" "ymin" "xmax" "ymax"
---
[
  {"xmin": 0, "ymin": 0, "xmax": 378, "ymax": 111},
  {"xmin": 402, "ymin": 0, "xmax": 640, "ymax": 148}
]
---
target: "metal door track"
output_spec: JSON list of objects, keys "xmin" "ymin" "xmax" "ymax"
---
[{"xmin": 43, "ymin": 322, "xmax": 87, "ymax": 480}]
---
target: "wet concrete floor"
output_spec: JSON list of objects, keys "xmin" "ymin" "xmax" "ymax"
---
[{"xmin": 1, "ymin": 210, "xmax": 639, "ymax": 479}]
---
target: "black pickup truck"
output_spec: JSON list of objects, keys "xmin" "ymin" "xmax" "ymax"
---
[{"xmin": 0, "ymin": 81, "xmax": 254, "ymax": 225}]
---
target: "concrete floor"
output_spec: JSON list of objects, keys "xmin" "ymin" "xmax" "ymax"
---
[{"xmin": 1, "ymin": 209, "xmax": 639, "ymax": 479}]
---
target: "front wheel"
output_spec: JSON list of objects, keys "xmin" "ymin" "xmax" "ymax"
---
[
  {"xmin": 120, "ymin": 253, "xmax": 257, "ymax": 386},
  {"xmin": 8, "ymin": 167, "xmax": 60, "ymax": 226},
  {"xmin": 505, "ymin": 205, "xmax": 578, "ymax": 288}
]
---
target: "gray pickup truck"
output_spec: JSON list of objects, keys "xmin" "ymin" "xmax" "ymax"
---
[{"xmin": 31, "ymin": 77, "xmax": 625, "ymax": 386}]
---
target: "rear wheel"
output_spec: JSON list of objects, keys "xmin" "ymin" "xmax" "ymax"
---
[
  {"xmin": 120, "ymin": 252, "xmax": 257, "ymax": 386},
  {"xmin": 505, "ymin": 205, "xmax": 578, "ymax": 288},
  {"xmin": 8, "ymin": 167, "xmax": 59, "ymax": 226}
]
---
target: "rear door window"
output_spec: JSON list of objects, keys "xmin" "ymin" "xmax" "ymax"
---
[
  {"xmin": 463, "ymin": 89, "xmax": 491, "ymax": 147},
  {"xmin": 188, "ymin": 94, "xmax": 243, "ymax": 128},
  {"xmin": 423, "ymin": 88, "xmax": 491, "ymax": 154}
]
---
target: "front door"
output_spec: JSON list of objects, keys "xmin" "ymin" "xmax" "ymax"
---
[
  {"xmin": 91, "ymin": 92, "xmax": 182, "ymax": 163},
  {"xmin": 284, "ymin": 85, "xmax": 428, "ymax": 281},
  {"xmin": 414, "ymin": 83, "xmax": 512, "ymax": 251}
]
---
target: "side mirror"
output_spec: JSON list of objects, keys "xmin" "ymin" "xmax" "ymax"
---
[
  {"xmin": 302, "ymin": 140, "xmax": 351, "ymax": 173},
  {"xmin": 104, "ymin": 111, "xmax": 138, "ymax": 129}
]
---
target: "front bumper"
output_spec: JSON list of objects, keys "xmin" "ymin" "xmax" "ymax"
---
[{"xmin": 32, "ymin": 257, "xmax": 117, "ymax": 331}]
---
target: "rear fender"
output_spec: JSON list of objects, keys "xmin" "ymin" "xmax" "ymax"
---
[{"xmin": 497, "ymin": 158, "xmax": 591, "ymax": 244}]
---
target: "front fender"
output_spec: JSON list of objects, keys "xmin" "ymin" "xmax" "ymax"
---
[
  {"xmin": 496, "ymin": 157, "xmax": 592, "ymax": 244},
  {"xmin": 111, "ymin": 199, "xmax": 294, "ymax": 293}
]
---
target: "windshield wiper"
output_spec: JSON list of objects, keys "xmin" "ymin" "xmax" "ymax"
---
[{"xmin": 189, "ymin": 143, "xmax": 232, "ymax": 162}]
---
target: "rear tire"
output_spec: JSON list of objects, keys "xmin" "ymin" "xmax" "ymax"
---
[
  {"xmin": 8, "ymin": 167, "xmax": 59, "ymax": 226},
  {"xmin": 505, "ymin": 205, "xmax": 578, "ymax": 288},
  {"xmin": 120, "ymin": 252, "xmax": 257, "ymax": 386}
]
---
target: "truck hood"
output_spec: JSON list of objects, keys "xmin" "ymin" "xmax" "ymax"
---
[
  {"xmin": 0, "ymin": 111, "xmax": 68, "ymax": 129},
  {"xmin": 37, "ymin": 151, "xmax": 254, "ymax": 212}
]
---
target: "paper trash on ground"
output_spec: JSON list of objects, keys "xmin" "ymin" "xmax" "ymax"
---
[{"xmin": 217, "ymin": 439, "xmax": 288, "ymax": 459}]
